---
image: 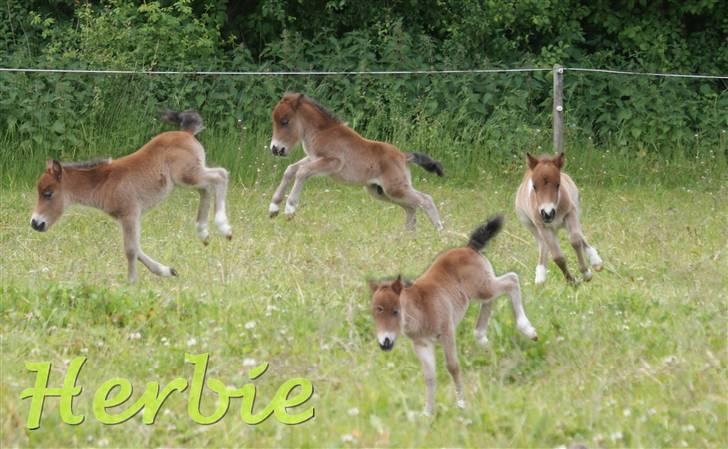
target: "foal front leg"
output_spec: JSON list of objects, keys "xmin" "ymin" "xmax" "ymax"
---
[
  {"xmin": 539, "ymin": 227, "xmax": 576, "ymax": 284},
  {"xmin": 120, "ymin": 214, "xmax": 176, "ymax": 282},
  {"xmin": 270, "ymin": 157, "xmax": 309, "ymax": 217},
  {"xmin": 284, "ymin": 157, "xmax": 341, "ymax": 219},
  {"xmin": 440, "ymin": 329, "xmax": 465, "ymax": 409},
  {"xmin": 413, "ymin": 340, "xmax": 436, "ymax": 416},
  {"xmin": 564, "ymin": 213, "xmax": 593, "ymax": 281}
]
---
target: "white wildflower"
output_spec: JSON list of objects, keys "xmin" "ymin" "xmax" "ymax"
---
[{"xmin": 242, "ymin": 358, "xmax": 257, "ymax": 368}]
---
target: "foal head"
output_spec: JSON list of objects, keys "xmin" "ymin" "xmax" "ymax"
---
[
  {"xmin": 31, "ymin": 160, "xmax": 66, "ymax": 232},
  {"xmin": 527, "ymin": 152, "xmax": 565, "ymax": 224},
  {"xmin": 269, "ymin": 93, "xmax": 341, "ymax": 157},
  {"xmin": 368, "ymin": 276, "xmax": 410, "ymax": 351},
  {"xmin": 269, "ymin": 93, "xmax": 307, "ymax": 157}
]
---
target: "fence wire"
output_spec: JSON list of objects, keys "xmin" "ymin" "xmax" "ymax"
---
[{"xmin": 1, "ymin": 66, "xmax": 726, "ymax": 79}]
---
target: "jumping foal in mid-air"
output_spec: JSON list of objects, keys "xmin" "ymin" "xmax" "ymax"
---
[
  {"xmin": 515, "ymin": 152, "xmax": 603, "ymax": 284},
  {"xmin": 268, "ymin": 92, "xmax": 444, "ymax": 231},
  {"xmin": 30, "ymin": 111, "xmax": 232, "ymax": 282}
]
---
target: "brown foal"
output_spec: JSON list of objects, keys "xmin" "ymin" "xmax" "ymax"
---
[
  {"xmin": 515, "ymin": 152, "xmax": 603, "ymax": 284},
  {"xmin": 268, "ymin": 92, "xmax": 444, "ymax": 230},
  {"xmin": 369, "ymin": 217, "xmax": 538, "ymax": 416},
  {"xmin": 30, "ymin": 111, "xmax": 232, "ymax": 282}
]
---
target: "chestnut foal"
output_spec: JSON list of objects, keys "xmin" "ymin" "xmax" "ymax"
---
[
  {"xmin": 30, "ymin": 111, "xmax": 232, "ymax": 282},
  {"xmin": 369, "ymin": 217, "xmax": 538, "ymax": 416},
  {"xmin": 515, "ymin": 152, "xmax": 603, "ymax": 284},
  {"xmin": 268, "ymin": 92, "xmax": 444, "ymax": 231}
]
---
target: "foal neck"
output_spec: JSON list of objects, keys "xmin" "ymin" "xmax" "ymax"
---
[{"xmin": 63, "ymin": 165, "xmax": 111, "ymax": 208}]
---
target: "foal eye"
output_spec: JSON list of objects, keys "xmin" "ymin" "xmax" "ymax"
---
[
  {"xmin": 42, "ymin": 191, "xmax": 53, "ymax": 199},
  {"xmin": 281, "ymin": 118, "xmax": 289, "ymax": 127},
  {"xmin": 393, "ymin": 309, "xmax": 399, "ymax": 316},
  {"xmin": 376, "ymin": 306, "xmax": 384, "ymax": 313}
]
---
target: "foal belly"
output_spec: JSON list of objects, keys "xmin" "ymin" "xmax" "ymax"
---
[{"xmin": 140, "ymin": 173, "xmax": 175, "ymax": 211}]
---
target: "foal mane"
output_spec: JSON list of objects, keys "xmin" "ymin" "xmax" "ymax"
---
[
  {"xmin": 291, "ymin": 93, "xmax": 342, "ymax": 124},
  {"xmin": 61, "ymin": 158, "xmax": 112, "ymax": 170}
]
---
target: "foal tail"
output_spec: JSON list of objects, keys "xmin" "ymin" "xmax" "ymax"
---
[
  {"xmin": 467, "ymin": 215, "xmax": 504, "ymax": 252},
  {"xmin": 406, "ymin": 152, "xmax": 444, "ymax": 177},
  {"xmin": 160, "ymin": 110, "xmax": 205, "ymax": 135}
]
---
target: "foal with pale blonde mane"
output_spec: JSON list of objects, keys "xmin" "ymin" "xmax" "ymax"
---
[
  {"xmin": 369, "ymin": 217, "xmax": 538, "ymax": 416},
  {"xmin": 30, "ymin": 111, "xmax": 232, "ymax": 282},
  {"xmin": 268, "ymin": 93, "xmax": 444, "ymax": 230},
  {"xmin": 515, "ymin": 152, "xmax": 603, "ymax": 285}
]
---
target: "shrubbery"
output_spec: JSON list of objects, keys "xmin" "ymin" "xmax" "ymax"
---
[{"xmin": 1, "ymin": 0, "xmax": 726, "ymax": 173}]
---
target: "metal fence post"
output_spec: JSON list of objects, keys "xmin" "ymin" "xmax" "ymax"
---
[{"xmin": 553, "ymin": 64, "xmax": 564, "ymax": 153}]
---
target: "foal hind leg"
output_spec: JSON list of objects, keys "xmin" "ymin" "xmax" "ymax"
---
[
  {"xmin": 205, "ymin": 167, "xmax": 232, "ymax": 239},
  {"xmin": 385, "ymin": 186, "xmax": 442, "ymax": 231},
  {"xmin": 473, "ymin": 301, "xmax": 493, "ymax": 347},
  {"xmin": 365, "ymin": 184, "xmax": 416, "ymax": 230},
  {"xmin": 481, "ymin": 272, "xmax": 537, "ymax": 340}
]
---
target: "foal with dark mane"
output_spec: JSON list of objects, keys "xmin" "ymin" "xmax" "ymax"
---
[
  {"xmin": 30, "ymin": 111, "xmax": 232, "ymax": 282},
  {"xmin": 268, "ymin": 93, "xmax": 444, "ymax": 231}
]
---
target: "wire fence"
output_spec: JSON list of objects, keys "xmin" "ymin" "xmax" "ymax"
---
[{"xmin": 1, "ymin": 66, "xmax": 726, "ymax": 79}]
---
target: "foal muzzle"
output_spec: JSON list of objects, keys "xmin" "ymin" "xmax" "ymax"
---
[
  {"xmin": 270, "ymin": 144, "xmax": 287, "ymax": 157},
  {"xmin": 379, "ymin": 336, "xmax": 395, "ymax": 351},
  {"xmin": 31, "ymin": 218, "xmax": 47, "ymax": 232},
  {"xmin": 540, "ymin": 208, "xmax": 556, "ymax": 223}
]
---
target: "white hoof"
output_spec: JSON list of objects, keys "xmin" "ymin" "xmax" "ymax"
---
[
  {"xmin": 456, "ymin": 399, "xmax": 466, "ymax": 409},
  {"xmin": 161, "ymin": 266, "xmax": 178, "ymax": 277},
  {"xmin": 535, "ymin": 264, "xmax": 547, "ymax": 284},
  {"xmin": 582, "ymin": 269, "xmax": 593, "ymax": 281},
  {"xmin": 268, "ymin": 202, "xmax": 280, "ymax": 216},
  {"xmin": 421, "ymin": 409, "xmax": 432, "ymax": 417},
  {"xmin": 214, "ymin": 214, "xmax": 232, "ymax": 238},
  {"xmin": 284, "ymin": 203, "xmax": 296, "ymax": 217},
  {"xmin": 474, "ymin": 330, "xmax": 489, "ymax": 347},
  {"xmin": 196, "ymin": 224, "xmax": 209, "ymax": 243},
  {"xmin": 517, "ymin": 319, "xmax": 538, "ymax": 340},
  {"xmin": 586, "ymin": 247, "xmax": 603, "ymax": 271}
]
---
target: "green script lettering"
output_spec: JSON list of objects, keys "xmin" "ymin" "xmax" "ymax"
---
[{"xmin": 20, "ymin": 357, "xmax": 86, "ymax": 429}]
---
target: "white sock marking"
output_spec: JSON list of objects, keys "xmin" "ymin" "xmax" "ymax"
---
[
  {"xmin": 285, "ymin": 203, "xmax": 296, "ymax": 216},
  {"xmin": 586, "ymin": 247, "xmax": 603, "ymax": 268},
  {"xmin": 535, "ymin": 264, "xmax": 547, "ymax": 284}
]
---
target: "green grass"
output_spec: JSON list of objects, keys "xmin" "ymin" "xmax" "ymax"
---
[{"xmin": 1, "ymin": 162, "xmax": 726, "ymax": 447}]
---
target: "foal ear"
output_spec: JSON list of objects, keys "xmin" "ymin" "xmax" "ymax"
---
[
  {"xmin": 367, "ymin": 278, "xmax": 380, "ymax": 293},
  {"xmin": 391, "ymin": 275, "xmax": 404, "ymax": 295},
  {"xmin": 526, "ymin": 153, "xmax": 538, "ymax": 170},
  {"xmin": 47, "ymin": 160, "xmax": 63, "ymax": 181},
  {"xmin": 554, "ymin": 152, "xmax": 565, "ymax": 169},
  {"xmin": 293, "ymin": 93, "xmax": 305, "ymax": 109}
]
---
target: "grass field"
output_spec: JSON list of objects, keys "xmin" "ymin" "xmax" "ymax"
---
[{"xmin": 1, "ymin": 160, "xmax": 727, "ymax": 447}]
